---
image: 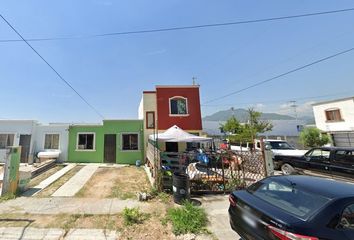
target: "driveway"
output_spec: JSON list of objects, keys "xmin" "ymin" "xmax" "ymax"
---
[{"xmin": 198, "ymin": 195, "xmax": 240, "ymax": 240}]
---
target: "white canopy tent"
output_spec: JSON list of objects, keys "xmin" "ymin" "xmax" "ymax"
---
[{"xmin": 149, "ymin": 125, "xmax": 212, "ymax": 142}]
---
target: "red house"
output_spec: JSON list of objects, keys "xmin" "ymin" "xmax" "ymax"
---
[{"xmin": 139, "ymin": 85, "xmax": 203, "ymax": 152}]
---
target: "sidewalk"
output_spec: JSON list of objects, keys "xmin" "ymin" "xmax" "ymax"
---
[
  {"xmin": 0, "ymin": 197, "xmax": 144, "ymax": 215},
  {"xmin": 52, "ymin": 165, "xmax": 98, "ymax": 197},
  {"xmin": 0, "ymin": 227, "xmax": 119, "ymax": 240},
  {"xmin": 198, "ymin": 195, "xmax": 240, "ymax": 240}
]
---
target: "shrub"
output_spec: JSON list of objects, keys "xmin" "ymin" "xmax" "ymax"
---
[
  {"xmin": 300, "ymin": 127, "xmax": 330, "ymax": 148},
  {"xmin": 167, "ymin": 201, "xmax": 208, "ymax": 235},
  {"xmin": 122, "ymin": 207, "xmax": 149, "ymax": 226}
]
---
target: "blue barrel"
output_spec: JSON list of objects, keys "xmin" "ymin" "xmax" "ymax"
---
[{"xmin": 135, "ymin": 160, "xmax": 141, "ymax": 167}]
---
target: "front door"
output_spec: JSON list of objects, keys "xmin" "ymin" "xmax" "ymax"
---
[
  {"xmin": 104, "ymin": 134, "xmax": 116, "ymax": 163},
  {"xmin": 19, "ymin": 134, "xmax": 31, "ymax": 163}
]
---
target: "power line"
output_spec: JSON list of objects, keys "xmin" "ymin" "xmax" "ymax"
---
[
  {"xmin": 203, "ymin": 47, "xmax": 354, "ymax": 104},
  {"xmin": 1, "ymin": 7, "xmax": 354, "ymax": 43},
  {"xmin": 201, "ymin": 91, "xmax": 354, "ymax": 107},
  {"xmin": 0, "ymin": 14, "xmax": 105, "ymax": 119}
]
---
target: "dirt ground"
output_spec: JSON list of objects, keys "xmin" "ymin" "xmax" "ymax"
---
[{"xmin": 76, "ymin": 166, "xmax": 151, "ymax": 199}]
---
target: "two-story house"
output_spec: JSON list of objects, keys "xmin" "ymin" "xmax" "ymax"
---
[
  {"xmin": 312, "ymin": 96, "xmax": 354, "ymax": 147},
  {"xmin": 139, "ymin": 85, "xmax": 203, "ymax": 154}
]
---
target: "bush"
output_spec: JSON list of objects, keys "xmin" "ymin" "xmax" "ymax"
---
[
  {"xmin": 122, "ymin": 207, "xmax": 149, "ymax": 226},
  {"xmin": 167, "ymin": 201, "xmax": 208, "ymax": 235},
  {"xmin": 300, "ymin": 127, "xmax": 330, "ymax": 148}
]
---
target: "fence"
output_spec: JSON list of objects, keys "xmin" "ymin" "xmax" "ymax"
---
[{"xmin": 158, "ymin": 149, "xmax": 267, "ymax": 193}]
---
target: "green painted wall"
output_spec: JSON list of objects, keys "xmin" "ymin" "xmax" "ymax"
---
[{"xmin": 68, "ymin": 120, "xmax": 144, "ymax": 164}]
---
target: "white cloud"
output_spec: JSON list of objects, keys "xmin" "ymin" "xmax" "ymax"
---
[{"xmin": 277, "ymin": 101, "xmax": 315, "ymax": 117}]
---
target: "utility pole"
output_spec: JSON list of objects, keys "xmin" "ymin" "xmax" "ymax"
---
[{"xmin": 289, "ymin": 101, "xmax": 298, "ymax": 121}]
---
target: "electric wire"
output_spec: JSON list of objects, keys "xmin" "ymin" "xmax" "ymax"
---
[{"xmin": 0, "ymin": 14, "xmax": 105, "ymax": 119}]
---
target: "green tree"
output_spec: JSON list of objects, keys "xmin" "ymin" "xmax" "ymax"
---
[
  {"xmin": 299, "ymin": 127, "xmax": 330, "ymax": 148},
  {"xmin": 219, "ymin": 116, "xmax": 242, "ymax": 134},
  {"xmin": 244, "ymin": 108, "xmax": 273, "ymax": 141},
  {"xmin": 220, "ymin": 108, "xmax": 273, "ymax": 143}
]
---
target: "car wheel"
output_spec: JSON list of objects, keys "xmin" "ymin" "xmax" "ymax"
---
[{"xmin": 281, "ymin": 164, "xmax": 294, "ymax": 175}]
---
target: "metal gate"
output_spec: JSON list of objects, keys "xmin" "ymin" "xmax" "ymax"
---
[{"xmin": 159, "ymin": 150, "xmax": 267, "ymax": 193}]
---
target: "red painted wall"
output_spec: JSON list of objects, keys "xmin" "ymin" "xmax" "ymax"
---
[{"xmin": 156, "ymin": 86, "xmax": 202, "ymax": 130}]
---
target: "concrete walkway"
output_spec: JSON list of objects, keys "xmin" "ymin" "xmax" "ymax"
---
[
  {"xmin": 0, "ymin": 227, "xmax": 119, "ymax": 240},
  {"xmin": 0, "ymin": 197, "xmax": 144, "ymax": 215},
  {"xmin": 23, "ymin": 164, "xmax": 76, "ymax": 197},
  {"xmin": 198, "ymin": 195, "xmax": 240, "ymax": 240},
  {"xmin": 52, "ymin": 165, "xmax": 98, "ymax": 197}
]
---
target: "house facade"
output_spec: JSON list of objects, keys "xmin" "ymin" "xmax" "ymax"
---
[
  {"xmin": 67, "ymin": 120, "xmax": 144, "ymax": 164},
  {"xmin": 138, "ymin": 85, "xmax": 203, "ymax": 154},
  {"xmin": 0, "ymin": 120, "xmax": 69, "ymax": 163},
  {"xmin": 312, "ymin": 96, "xmax": 354, "ymax": 147}
]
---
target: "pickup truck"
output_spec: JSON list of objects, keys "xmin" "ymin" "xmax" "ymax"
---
[
  {"xmin": 274, "ymin": 147, "xmax": 354, "ymax": 180},
  {"xmin": 255, "ymin": 139, "xmax": 307, "ymax": 156}
]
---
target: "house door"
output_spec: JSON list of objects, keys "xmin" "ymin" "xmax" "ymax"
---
[
  {"xmin": 19, "ymin": 134, "xmax": 31, "ymax": 163},
  {"xmin": 104, "ymin": 134, "xmax": 116, "ymax": 163}
]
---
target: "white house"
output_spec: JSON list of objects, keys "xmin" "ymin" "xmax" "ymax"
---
[
  {"xmin": 0, "ymin": 120, "xmax": 69, "ymax": 163},
  {"xmin": 33, "ymin": 123, "xmax": 69, "ymax": 163},
  {"xmin": 312, "ymin": 96, "xmax": 354, "ymax": 147}
]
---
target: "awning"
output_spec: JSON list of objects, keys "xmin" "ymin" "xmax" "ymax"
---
[{"xmin": 149, "ymin": 125, "xmax": 212, "ymax": 142}]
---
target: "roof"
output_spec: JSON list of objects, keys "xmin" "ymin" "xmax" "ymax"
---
[
  {"xmin": 268, "ymin": 175, "xmax": 354, "ymax": 198},
  {"xmin": 317, "ymin": 146, "xmax": 354, "ymax": 151},
  {"xmin": 155, "ymin": 85, "xmax": 199, "ymax": 89},
  {"xmin": 312, "ymin": 96, "xmax": 354, "ymax": 106}
]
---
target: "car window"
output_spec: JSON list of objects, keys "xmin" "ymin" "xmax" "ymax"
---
[
  {"xmin": 268, "ymin": 141, "xmax": 294, "ymax": 150},
  {"xmin": 307, "ymin": 149, "xmax": 330, "ymax": 161},
  {"xmin": 248, "ymin": 179, "xmax": 330, "ymax": 220},
  {"xmin": 339, "ymin": 204, "xmax": 354, "ymax": 230},
  {"xmin": 334, "ymin": 150, "xmax": 354, "ymax": 164}
]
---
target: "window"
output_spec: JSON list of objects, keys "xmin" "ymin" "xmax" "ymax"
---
[
  {"xmin": 122, "ymin": 133, "xmax": 139, "ymax": 150},
  {"xmin": 325, "ymin": 109, "xmax": 342, "ymax": 121},
  {"xmin": 306, "ymin": 149, "xmax": 330, "ymax": 161},
  {"xmin": 146, "ymin": 111, "xmax": 155, "ymax": 129},
  {"xmin": 170, "ymin": 97, "xmax": 188, "ymax": 115},
  {"xmin": 0, "ymin": 134, "xmax": 15, "ymax": 149},
  {"xmin": 44, "ymin": 134, "xmax": 59, "ymax": 149},
  {"xmin": 339, "ymin": 204, "xmax": 354, "ymax": 230},
  {"xmin": 77, "ymin": 133, "xmax": 95, "ymax": 150},
  {"xmin": 248, "ymin": 179, "xmax": 330, "ymax": 219},
  {"xmin": 334, "ymin": 150, "xmax": 354, "ymax": 164}
]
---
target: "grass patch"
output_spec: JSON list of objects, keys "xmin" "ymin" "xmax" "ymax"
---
[
  {"xmin": 166, "ymin": 201, "xmax": 208, "ymax": 235},
  {"xmin": 0, "ymin": 192, "xmax": 17, "ymax": 202},
  {"xmin": 110, "ymin": 187, "xmax": 136, "ymax": 200},
  {"xmin": 36, "ymin": 165, "xmax": 83, "ymax": 197},
  {"xmin": 122, "ymin": 207, "xmax": 150, "ymax": 226}
]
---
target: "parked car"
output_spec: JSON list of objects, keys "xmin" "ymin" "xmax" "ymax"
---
[
  {"xmin": 229, "ymin": 175, "xmax": 354, "ymax": 240},
  {"xmin": 274, "ymin": 147, "xmax": 354, "ymax": 179},
  {"xmin": 255, "ymin": 139, "xmax": 307, "ymax": 157}
]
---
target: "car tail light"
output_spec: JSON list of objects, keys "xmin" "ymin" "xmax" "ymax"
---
[
  {"xmin": 268, "ymin": 225, "xmax": 318, "ymax": 240},
  {"xmin": 229, "ymin": 194, "xmax": 237, "ymax": 207}
]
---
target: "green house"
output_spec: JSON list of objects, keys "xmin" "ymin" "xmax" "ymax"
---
[{"xmin": 68, "ymin": 120, "xmax": 144, "ymax": 164}]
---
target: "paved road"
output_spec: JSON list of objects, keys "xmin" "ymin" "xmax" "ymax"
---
[{"xmin": 198, "ymin": 195, "xmax": 240, "ymax": 240}]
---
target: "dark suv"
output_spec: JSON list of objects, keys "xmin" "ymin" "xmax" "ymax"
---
[{"xmin": 274, "ymin": 147, "xmax": 354, "ymax": 179}]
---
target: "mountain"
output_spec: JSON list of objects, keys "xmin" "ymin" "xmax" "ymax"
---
[{"xmin": 203, "ymin": 108, "xmax": 295, "ymax": 122}]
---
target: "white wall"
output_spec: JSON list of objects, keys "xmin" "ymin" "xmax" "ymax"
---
[
  {"xmin": 0, "ymin": 120, "xmax": 38, "ymax": 163},
  {"xmin": 141, "ymin": 93, "xmax": 157, "ymax": 160},
  {"xmin": 313, "ymin": 98, "xmax": 354, "ymax": 132},
  {"xmin": 33, "ymin": 124, "xmax": 69, "ymax": 162}
]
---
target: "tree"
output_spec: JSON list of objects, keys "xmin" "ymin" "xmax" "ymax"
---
[
  {"xmin": 299, "ymin": 127, "xmax": 330, "ymax": 148},
  {"xmin": 220, "ymin": 108, "xmax": 273, "ymax": 143},
  {"xmin": 244, "ymin": 108, "xmax": 273, "ymax": 142},
  {"xmin": 219, "ymin": 116, "xmax": 242, "ymax": 134}
]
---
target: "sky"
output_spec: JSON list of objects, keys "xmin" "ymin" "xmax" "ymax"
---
[{"xmin": 1, "ymin": 0, "xmax": 354, "ymax": 123}]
